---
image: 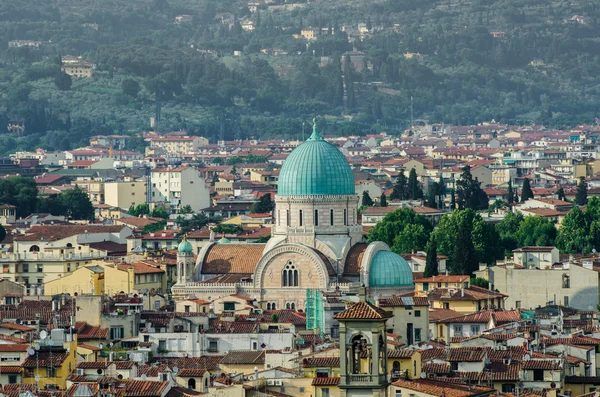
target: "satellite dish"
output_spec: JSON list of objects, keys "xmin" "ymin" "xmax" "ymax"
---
[
  {"xmin": 172, "ymin": 367, "xmax": 179, "ymax": 374},
  {"xmin": 34, "ymin": 376, "xmax": 40, "ymax": 382},
  {"xmin": 141, "ymin": 375, "xmax": 147, "ymax": 380},
  {"xmin": 27, "ymin": 348, "xmax": 35, "ymax": 356},
  {"xmin": 420, "ymin": 372, "xmax": 426, "ymax": 379},
  {"xmin": 524, "ymin": 353, "xmax": 531, "ymax": 361},
  {"xmin": 40, "ymin": 330, "xmax": 47, "ymax": 340}
]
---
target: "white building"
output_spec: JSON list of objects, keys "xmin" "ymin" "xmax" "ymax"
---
[{"xmin": 151, "ymin": 166, "xmax": 210, "ymax": 212}]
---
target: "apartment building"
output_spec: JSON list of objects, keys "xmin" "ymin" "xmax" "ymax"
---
[{"xmin": 150, "ymin": 166, "xmax": 210, "ymax": 212}]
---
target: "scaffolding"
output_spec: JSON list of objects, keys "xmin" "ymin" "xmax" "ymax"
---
[{"xmin": 306, "ymin": 288, "xmax": 324, "ymax": 337}]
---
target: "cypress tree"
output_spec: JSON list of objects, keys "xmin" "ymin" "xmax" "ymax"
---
[
  {"xmin": 507, "ymin": 179, "xmax": 514, "ymax": 204},
  {"xmin": 521, "ymin": 178, "xmax": 534, "ymax": 202},
  {"xmin": 380, "ymin": 193, "xmax": 388, "ymax": 207},
  {"xmin": 407, "ymin": 168, "xmax": 423, "ymax": 199},
  {"xmin": 424, "ymin": 236, "xmax": 439, "ymax": 277},
  {"xmin": 453, "ymin": 221, "xmax": 478, "ymax": 275},
  {"xmin": 362, "ymin": 191, "xmax": 373, "ymax": 207},
  {"xmin": 575, "ymin": 176, "xmax": 588, "ymax": 205}
]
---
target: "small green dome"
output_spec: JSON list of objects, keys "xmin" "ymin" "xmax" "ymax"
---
[
  {"xmin": 178, "ymin": 239, "xmax": 193, "ymax": 254},
  {"xmin": 369, "ymin": 251, "xmax": 414, "ymax": 288},
  {"xmin": 278, "ymin": 122, "xmax": 355, "ymax": 196},
  {"xmin": 218, "ymin": 237, "xmax": 230, "ymax": 244}
]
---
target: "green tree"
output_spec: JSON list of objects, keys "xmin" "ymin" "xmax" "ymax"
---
[
  {"xmin": 516, "ymin": 215, "xmax": 557, "ymax": 247},
  {"xmin": 367, "ymin": 208, "xmax": 433, "ymax": 249},
  {"xmin": 121, "ymin": 78, "xmax": 140, "ymax": 97},
  {"xmin": 143, "ymin": 221, "xmax": 167, "ymax": 234},
  {"xmin": 521, "ymin": 178, "xmax": 534, "ymax": 202},
  {"xmin": 390, "ymin": 171, "xmax": 407, "ymax": 201},
  {"xmin": 456, "ymin": 166, "xmax": 488, "ymax": 210},
  {"xmin": 454, "ymin": 217, "xmax": 479, "ymax": 275},
  {"xmin": 470, "ymin": 277, "xmax": 489, "ymax": 289},
  {"xmin": 57, "ymin": 187, "xmax": 94, "ymax": 220},
  {"xmin": 251, "ymin": 193, "xmax": 274, "ymax": 214},
  {"xmin": 54, "ymin": 71, "xmax": 72, "ymax": 91},
  {"xmin": 392, "ymin": 223, "xmax": 430, "ymax": 254},
  {"xmin": 424, "ymin": 235, "xmax": 438, "ymax": 277},
  {"xmin": 177, "ymin": 213, "xmax": 212, "ymax": 234},
  {"xmin": 212, "ymin": 157, "xmax": 224, "ymax": 165},
  {"xmin": 362, "ymin": 191, "xmax": 373, "ymax": 207},
  {"xmin": 557, "ymin": 207, "xmax": 592, "ymax": 253},
  {"xmin": 379, "ymin": 193, "xmax": 388, "ymax": 207},
  {"xmin": 495, "ymin": 211, "xmax": 524, "ymax": 254},
  {"xmin": 151, "ymin": 206, "xmax": 169, "ymax": 219},
  {"xmin": 557, "ymin": 187, "xmax": 566, "ymax": 201},
  {"xmin": 0, "ymin": 224, "xmax": 6, "ymax": 243},
  {"xmin": 0, "ymin": 176, "xmax": 38, "ymax": 217},
  {"xmin": 178, "ymin": 205, "xmax": 193, "ymax": 214},
  {"xmin": 575, "ymin": 176, "xmax": 588, "ymax": 205},
  {"xmin": 507, "ymin": 179, "xmax": 515, "ymax": 204},
  {"xmin": 131, "ymin": 203, "xmax": 150, "ymax": 216},
  {"xmin": 407, "ymin": 168, "xmax": 423, "ymax": 199},
  {"xmin": 211, "ymin": 174, "xmax": 219, "ymax": 186}
]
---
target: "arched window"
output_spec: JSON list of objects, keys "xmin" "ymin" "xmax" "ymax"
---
[
  {"xmin": 188, "ymin": 378, "xmax": 196, "ymax": 390},
  {"xmin": 563, "ymin": 274, "xmax": 570, "ymax": 288},
  {"xmin": 282, "ymin": 262, "xmax": 299, "ymax": 287},
  {"xmin": 277, "ymin": 210, "xmax": 280, "ymax": 226},
  {"xmin": 271, "ymin": 302, "xmax": 276, "ymax": 310},
  {"xmin": 266, "ymin": 303, "xmax": 271, "ymax": 310},
  {"xmin": 286, "ymin": 302, "xmax": 291, "ymax": 309},
  {"xmin": 330, "ymin": 209, "xmax": 334, "ymax": 226},
  {"xmin": 344, "ymin": 209, "xmax": 347, "ymax": 226},
  {"xmin": 29, "ymin": 245, "xmax": 40, "ymax": 253},
  {"xmin": 286, "ymin": 210, "xmax": 290, "ymax": 226},
  {"xmin": 392, "ymin": 361, "xmax": 400, "ymax": 376},
  {"xmin": 314, "ymin": 209, "xmax": 319, "ymax": 226},
  {"xmin": 66, "ymin": 243, "xmax": 73, "ymax": 248},
  {"xmin": 299, "ymin": 210, "xmax": 303, "ymax": 226},
  {"xmin": 204, "ymin": 378, "xmax": 208, "ymax": 393},
  {"xmin": 291, "ymin": 302, "xmax": 296, "ymax": 310}
]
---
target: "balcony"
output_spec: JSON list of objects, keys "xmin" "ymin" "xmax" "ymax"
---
[
  {"xmin": 346, "ymin": 374, "xmax": 388, "ymax": 384},
  {"xmin": 0, "ymin": 251, "xmax": 107, "ymax": 262}
]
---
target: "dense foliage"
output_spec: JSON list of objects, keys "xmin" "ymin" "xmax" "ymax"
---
[{"xmin": 1, "ymin": 0, "xmax": 600, "ymax": 154}]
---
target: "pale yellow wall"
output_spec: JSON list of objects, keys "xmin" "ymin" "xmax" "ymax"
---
[
  {"xmin": 44, "ymin": 267, "xmax": 104, "ymax": 296},
  {"xmin": 104, "ymin": 181, "xmax": 148, "ymax": 210},
  {"xmin": 103, "ymin": 265, "xmax": 133, "ymax": 295},
  {"xmin": 431, "ymin": 299, "xmax": 481, "ymax": 314}
]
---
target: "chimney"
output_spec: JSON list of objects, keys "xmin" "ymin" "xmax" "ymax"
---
[{"xmin": 461, "ymin": 288, "xmax": 464, "ymax": 297}]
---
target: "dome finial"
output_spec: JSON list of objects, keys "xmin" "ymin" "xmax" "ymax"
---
[{"xmin": 309, "ymin": 116, "xmax": 322, "ymax": 141}]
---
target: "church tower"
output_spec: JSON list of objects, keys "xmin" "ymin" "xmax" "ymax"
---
[
  {"xmin": 334, "ymin": 287, "xmax": 392, "ymax": 397},
  {"xmin": 176, "ymin": 236, "xmax": 194, "ymax": 284}
]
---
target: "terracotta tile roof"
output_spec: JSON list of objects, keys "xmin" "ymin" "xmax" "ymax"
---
[
  {"xmin": 177, "ymin": 368, "xmax": 207, "ymax": 377},
  {"xmin": 438, "ymin": 311, "xmax": 492, "ymax": 324},
  {"xmin": 115, "ymin": 361, "xmax": 136, "ymax": 369},
  {"xmin": 429, "ymin": 308, "xmax": 463, "ymax": 322},
  {"xmin": 78, "ymin": 343, "xmax": 102, "ymax": 351},
  {"xmin": 388, "ymin": 349, "xmax": 416, "ymax": 358},
  {"xmin": 492, "ymin": 310, "xmax": 521, "ymax": 324},
  {"xmin": 487, "ymin": 346, "xmax": 526, "ymax": 362},
  {"xmin": 522, "ymin": 359, "xmax": 562, "ymax": 370},
  {"xmin": 312, "ymin": 377, "xmax": 340, "ymax": 386},
  {"xmin": 116, "ymin": 262, "xmax": 164, "ymax": 274},
  {"xmin": 392, "ymin": 379, "xmax": 495, "ymax": 397},
  {"xmin": 23, "ymin": 351, "xmax": 69, "ymax": 367},
  {"xmin": 120, "ymin": 380, "xmax": 169, "ymax": 397},
  {"xmin": 343, "ymin": 243, "xmax": 368, "ymax": 275},
  {"xmin": 77, "ymin": 361, "xmax": 111, "ymax": 369},
  {"xmin": 428, "ymin": 286, "xmax": 507, "ymax": 301},
  {"xmin": 334, "ymin": 301, "xmax": 393, "ymax": 320},
  {"xmin": 0, "ymin": 322, "xmax": 35, "ymax": 331},
  {"xmin": 201, "ymin": 244, "xmax": 265, "ymax": 274},
  {"xmin": 0, "ymin": 335, "xmax": 27, "ymax": 343},
  {"xmin": 0, "ymin": 366, "xmax": 22, "ymax": 374},
  {"xmin": 78, "ymin": 324, "xmax": 108, "ymax": 340},
  {"xmin": 447, "ymin": 347, "xmax": 488, "ymax": 362},
  {"xmin": 156, "ymin": 357, "xmax": 222, "ymax": 371},
  {"xmin": 415, "ymin": 275, "xmax": 470, "ymax": 283},
  {"xmin": 0, "ymin": 344, "xmax": 29, "ymax": 352},
  {"xmin": 303, "ymin": 357, "xmax": 340, "ymax": 368},
  {"xmin": 379, "ymin": 295, "xmax": 429, "ymax": 307},
  {"xmin": 423, "ymin": 362, "xmax": 450, "ymax": 374},
  {"xmin": 221, "ymin": 350, "xmax": 265, "ymax": 365}
]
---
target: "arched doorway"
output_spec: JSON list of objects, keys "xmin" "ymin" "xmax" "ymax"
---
[
  {"xmin": 187, "ymin": 378, "xmax": 196, "ymax": 390},
  {"xmin": 29, "ymin": 245, "xmax": 40, "ymax": 252}
]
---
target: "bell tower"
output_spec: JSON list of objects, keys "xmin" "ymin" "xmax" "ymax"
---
[
  {"xmin": 176, "ymin": 236, "xmax": 194, "ymax": 284},
  {"xmin": 334, "ymin": 286, "xmax": 392, "ymax": 397}
]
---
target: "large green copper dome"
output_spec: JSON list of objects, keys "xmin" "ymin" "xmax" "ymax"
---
[
  {"xmin": 278, "ymin": 122, "xmax": 355, "ymax": 196},
  {"xmin": 369, "ymin": 250, "xmax": 414, "ymax": 288}
]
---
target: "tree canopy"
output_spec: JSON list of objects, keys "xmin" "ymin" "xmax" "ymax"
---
[{"xmin": 367, "ymin": 208, "xmax": 433, "ymax": 254}]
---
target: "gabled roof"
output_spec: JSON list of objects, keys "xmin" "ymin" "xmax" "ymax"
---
[
  {"xmin": 201, "ymin": 244, "xmax": 265, "ymax": 274},
  {"xmin": 221, "ymin": 350, "xmax": 265, "ymax": 365},
  {"xmin": 333, "ymin": 301, "xmax": 392, "ymax": 321}
]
